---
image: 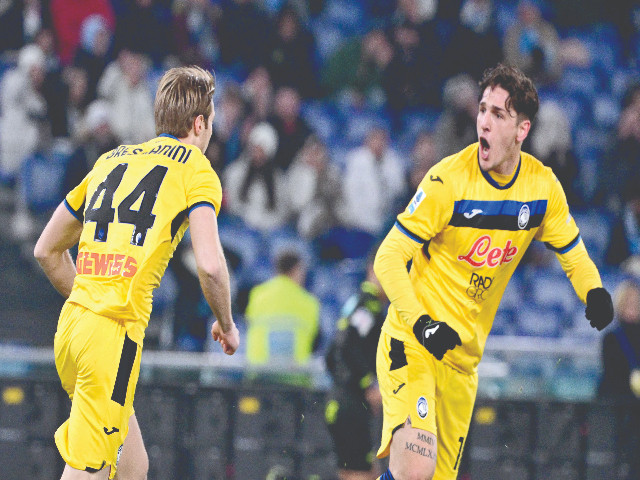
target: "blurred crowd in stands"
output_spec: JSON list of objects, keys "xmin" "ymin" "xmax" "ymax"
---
[{"xmin": 1, "ymin": 0, "xmax": 640, "ymax": 352}]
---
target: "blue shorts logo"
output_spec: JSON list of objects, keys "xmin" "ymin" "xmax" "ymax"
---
[{"xmin": 417, "ymin": 396, "xmax": 428, "ymax": 419}]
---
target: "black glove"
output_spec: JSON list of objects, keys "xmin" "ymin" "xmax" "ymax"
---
[
  {"xmin": 413, "ymin": 315, "xmax": 462, "ymax": 360},
  {"xmin": 585, "ymin": 287, "xmax": 614, "ymax": 331}
]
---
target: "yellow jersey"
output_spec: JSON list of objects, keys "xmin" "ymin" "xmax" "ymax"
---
[
  {"xmin": 64, "ymin": 135, "xmax": 222, "ymax": 344},
  {"xmin": 378, "ymin": 143, "xmax": 602, "ymax": 374}
]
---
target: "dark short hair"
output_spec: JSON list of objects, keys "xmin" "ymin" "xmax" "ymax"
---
[
  {"xmin": 276, "ymin": 250, "xmax": 302, "ymax": 275},
  {"xmin": 479, "ymin": 63, "xmax": 539, "ymax": 123}
]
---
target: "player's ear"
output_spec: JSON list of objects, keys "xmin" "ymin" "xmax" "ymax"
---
[
  {"xmin": 516, "ymin": 118, "xmax": 531, "ymax": 143},
  {"xmin": 194, "ymin": 114, "xmax": 205, "ymax": 135}
]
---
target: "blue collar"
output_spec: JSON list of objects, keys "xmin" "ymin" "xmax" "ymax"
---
[
  {"xmin": 159, "ymin": 133, "xmax": 179, "ymax": 141},
  {"xmin": 478, "ymin": 151, "xmax": 521, "ymax": 190}
]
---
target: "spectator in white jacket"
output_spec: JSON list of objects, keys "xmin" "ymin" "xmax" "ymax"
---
[
  {"xmin": 340, "ymin": 127, "xmax": 406, "ymax": 237},
  {"xmin": 0, "ymin": 44, "xmax": 47, "ymax": 180},
  {"xmin": 97, "ymin": 48, "xmax": 155, "ymax": 145},
  {"xmin": 224, "ymin": 122, "xmax": 290, "ymax": 232}
]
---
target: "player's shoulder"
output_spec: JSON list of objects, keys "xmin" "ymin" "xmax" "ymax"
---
[
  {"xmin": 424, "ymin": 143, "xmax": 477, "ymax": 187},
  {"xmin": 520, "ymin": 150, "xmax": 557, "ymax": 182}
]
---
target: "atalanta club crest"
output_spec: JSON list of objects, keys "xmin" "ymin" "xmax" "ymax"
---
[
  {"xmin": 518, "ymin": 204, "xmax": 530, "ymax": 229},
  {"xmin": 417, "ymin": 396, "xmax": 428, "ymax": 419}
]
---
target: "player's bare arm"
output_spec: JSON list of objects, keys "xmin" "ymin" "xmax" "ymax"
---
[
  {"xmin": 189, "ymin": 204, "xmax": 239, "ymax": 354},
  {"xmin": 34, "ymin": 202, "xmax": 83, "ymax": 297}
]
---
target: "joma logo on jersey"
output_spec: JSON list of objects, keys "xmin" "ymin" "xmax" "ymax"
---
[{"xmin": 457, "ymin": 235, "xmax": 518, "ymax": 268}]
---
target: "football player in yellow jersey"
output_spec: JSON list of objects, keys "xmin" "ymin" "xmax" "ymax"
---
[
  {"xmin": 373, "ymin": 64, "xmax": 614, "ymax": 480},
  {"xmin": 34, "ymin": 66, "xmax": 240, "ymax": 480}
]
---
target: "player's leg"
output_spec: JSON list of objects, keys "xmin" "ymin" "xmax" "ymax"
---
[
  {"xmin": 432, "ymin": 368, "xmax": 477, "ymax": 480},
  {"xmin": 113, "ymin": 414, "xmax": 148, "ymax": 480},
  {"xmin": 375, "ymin": 332, "xmax": 439, "ymax": 480},
  {"xmin": 388, "ymin": 418, "xmax": 437, "ymax": 480},
  {"xmin": 55, "ymin": 305, "xmax": 142, "ymax": 479}
]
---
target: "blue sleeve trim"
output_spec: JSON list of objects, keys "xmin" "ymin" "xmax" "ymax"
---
[
  {"xmin": 545, "ymin": 233, "xmax": 581, "ymax": 254},
  {"xmin": 394, "ymin": 220, "xmax": 426, "ymax": 244},
  {"xmin": 188, "ymin": 201, "xmax": 217, "ymax": 216},
  {"xmin": 64, "ymin": 199, "xmax": 83, "ymax": 222}
]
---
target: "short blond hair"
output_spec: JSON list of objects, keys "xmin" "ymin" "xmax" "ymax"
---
[{"xmin": 154, "ymin": 65, "xmax": 215, "ymax": 137}]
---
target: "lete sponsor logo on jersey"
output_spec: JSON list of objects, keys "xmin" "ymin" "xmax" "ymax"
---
[
  {"xmin": 457, "ymin": 235, "xmax": 518, "ymax": 267},
  {"xmin": 408, "ymin": 188, "xmax": 426, "ymax": 214}
]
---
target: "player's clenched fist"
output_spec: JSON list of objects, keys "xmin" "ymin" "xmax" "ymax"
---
[
  {"xmin": 413, "ymin": 314, "xmax": 462, "ymax": 360},
  {"xmin": 585, "ymin": 287, "xmax": 614, "ymax": 331}
]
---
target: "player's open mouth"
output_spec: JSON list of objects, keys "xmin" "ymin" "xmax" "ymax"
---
[{"xmin": 479, "ymin": 137, "xmax": 490, "ymax": 160}]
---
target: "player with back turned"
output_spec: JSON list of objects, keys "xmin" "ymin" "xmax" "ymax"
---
[
  {"xmin": 34, "ymin": 66, "xmax": 239, "ymax": 479},
  {"xmin": 373, "ymin": 64, "xmax": 614, "ymax": 480}
]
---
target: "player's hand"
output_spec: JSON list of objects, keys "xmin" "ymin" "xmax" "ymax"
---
[
  {"xmin": 211, "ymin": 320, "xmax": 240, "ymax": 355},
  {"xmin": 585, "ymin": 287, "xmax": 614, "ymax": 331},
  {"xmin": 413, "ymin": 314, "xmax": 461, "ymax": 360}
]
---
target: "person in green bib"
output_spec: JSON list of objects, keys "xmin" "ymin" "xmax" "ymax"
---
[{"xmin": 245, "ymin": 249, "xmax": 320, "ymax": 370}]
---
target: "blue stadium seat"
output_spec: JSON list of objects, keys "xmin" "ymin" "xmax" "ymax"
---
[
  {"xmin": 20, "ymin": 144, "xmax": 71, "ymax": 214},
  {"xmin": 300, "ymin": 101, "xmax": 341, "ymax": 144},
  {"xmin": 558, "ymin": 68, "xmax": 599, "ymax": 99},
  {"xmin": 515, "ymin": 305, "xmax": 562, "ymax": 338},
  {"xmin": 311, "ymin": 20, "xmax": 347, "ymax": 63},
  {"xmin": 572, "ymin": 209, "xmax": 611, "ymax": 267},
  {"xmin": 321, "ymin": 0, "xmax": 367, "ymax": 36},
  {"xmin": 531, "ymin": 273, "xmax": 578, "ymax": 322},
  {"xmin": 592, "ymin": 93, "xmax": 620, "ymax": 129}
]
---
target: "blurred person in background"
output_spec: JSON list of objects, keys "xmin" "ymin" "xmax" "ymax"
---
[
  {"xmin": 245, "ymin": 249, "xmax": 320, "ymax": 370},
  {"xmin": 73, "ymin": 14, "xmax": 113, "ymax": 102},
  {"xmin": 172, "ymin": 0, "xmax": 221, "ymax": 69},
  {"xmin": 112, "ymin": 0, "xmax": 172, "ymax": 67},
  {"xmin": 341, "ymin": 127, "xmax": 406, "ymax": 252},
  {"xmin": 213, "ymin": 81, "xmax": 245, "ymax": 167},
  {"xmin": 321, "ymin": 28, "xmax": 393, "ymax": 109},
  {"xmin": 606, "ymin": 176, "xmax": 640, "ymax": 276},
  {"xmin": 265, "ymin": 4, "xmax": 319, "ymax": 99},
  {"xmin": 33, "ymin": 65, "xmax": 239, "ymax": 480},
  {"xmin": 598, "ymin": 279, "xmax": 640, "ymax": 480},
  {"xmin": 434, "ymin": 73, "xmax": 479, "ymax": 159},
  {"xmin": 611, "ymin": 82, "xmax": 640, "ymax": 207},
  {"xmin": 0, "ymin": 43, "xmax": 47, "ymax": 182},
  {"xmin": 49, "ymin": 0, "xmax": 115, "ymax": 65},
  {"xmin": 97, "ymin": 48, "xmax": 155, "ymax": 145},
  {"xmin": 503, "ymin": 0, "xmax": 561, "ymax": 85},
  {"xmin": 286, "ymin": 134, "xmax": 343, "ymax": 241},
  {"xmin": 407, "ymin": 131, "xmax": 439, "ymax": 194},
  {"xmin": 217, "ymin": 0, "xmax": 272, "ymax": 72},
  {"xmin": 61, "ymin": 99, "xmax": 120, "ymax": 197},
  {"xmin": 458, "ymin": 0, "xmax": 502, "ymax": 80},
  {"xmin": 529, "ymin": 100, "xmax": 581, "ymax": 206},
  {"xmin": 372, "ymin": 64, "xmax": 613, "ymax": 480},
  {"xmin": 224, "ymin": 121, "xmax": 289, "ymax": 232},
  {"xmin": 269, "ymin": 86, "xmax": 313, "ymax": 172},
  {"xmin": 242, "ymin": 65, "xmax": 274, "ymax": 129},
  {"xmin": 325, "ymin": 247, "xmax": 389, "ymax": 479}
]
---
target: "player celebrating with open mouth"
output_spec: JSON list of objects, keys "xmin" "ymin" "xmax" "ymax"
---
[{"xmin": 373, "ymin": 63, "xmax": 613, "ymax": 480}]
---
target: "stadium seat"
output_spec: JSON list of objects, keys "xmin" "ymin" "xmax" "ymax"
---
[
  {"xmin": 592, "ymin": 93, "xmax": 620, "ymax": 129},
  {"xmin": 515, "ymin": 305, "xmax": 562, "ymax": 338},
  {"xmin": 312, "ymin": 20, "xmax": 347, "ymax": 63},
  {"xmin": 572, "ymin": 209, "xmax": 611, "ymax": 267},
  {"xmin": 300, "ymin": 101, "xmax": 341, "ymax": 143}
]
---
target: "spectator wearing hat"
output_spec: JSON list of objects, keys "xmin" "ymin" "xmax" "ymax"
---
[{"xmin": 224, "ymin": 122, "xmax": 290, "ymax": 232}]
